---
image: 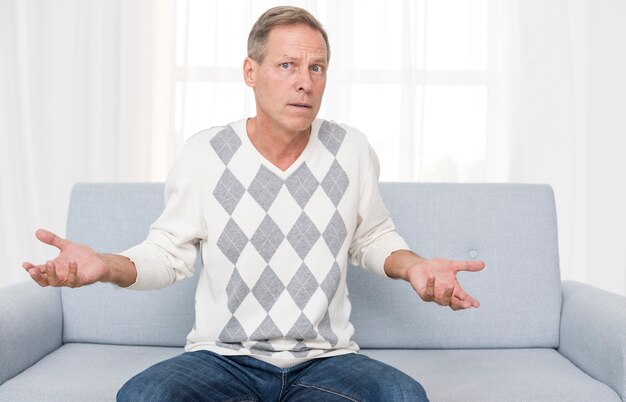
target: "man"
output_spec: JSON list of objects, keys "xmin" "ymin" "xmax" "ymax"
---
[{"xmin": 24, "ymin": 6, "xmax": 484, "ymax": 401}]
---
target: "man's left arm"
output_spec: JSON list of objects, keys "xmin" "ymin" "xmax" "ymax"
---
[
  {"xmin": 384, "ymin": 249, "xmax": 484, "ymax": 310},
  {"xmin": 348, "ymin": 139, "xmax": 485, "ymax": 311}
]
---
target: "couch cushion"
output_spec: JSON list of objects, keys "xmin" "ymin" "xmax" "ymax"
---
[
  {"xmin": 0, "ymin": 345, "xmax": 617, "ymax": 402},
  {"xmin": 0, "ymin": 343, "xmax": 182, "ymax": 402},
  {"xmin": 350, "ymin": 183, "xmax": 562, "ymax": 349},
  {"xmin": 361, "ymin": 348, "xmax": 620, "ymax": 402}
]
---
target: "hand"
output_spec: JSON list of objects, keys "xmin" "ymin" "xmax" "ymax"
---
[
  {"xmin": 407, "ymin": 258, "xmax": 485, "ymax": 310},
  {"xmin": 22, "ymin": 229, "xmax": 110, "ymax": 288}
]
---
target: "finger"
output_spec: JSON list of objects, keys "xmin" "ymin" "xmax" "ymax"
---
[
  {"xmin": 450, "ymin": 298, "xmax": 472, "ymax": 311},
  {"xmin": 66, "ymin": 261, "xmax": 79, "ymax": 288},
  {"xmin": 27, "ymin": 267, "xmax": 49, "ymax": 287},
  {"xmin": 450, "ymin": 295, "xmax": 472, "ymax": 310},
  {"xmin": 469, "ymin": 297, "xmax": 480, "ymax": 308},
  {"xmin": 46, "ymin": 261, "xmax": 62, "ymax": 286},
  {"xmin": 422, "ymin": 277, "xmax": 436, "ymax": 301},
  {"xmin": 438, "ymin": 286, "xmax": 454, "ymax": 306},
  {"xmin": 23, "ymin": 262, "xmax": 48, "ymax": 274},
  {"xmin": 452, "ymin": 290, "xmax": 480, "ymax": 309},
  {"xmin": 453, "ymin": 287, "xmax": 471, "ymax": 301},
  {"xmin": 452, "ymin": 259, "xmax": 485, "ymax": 273},
  {"xmin": 35, "ymin": 229, "xmax": 67, "ymax": 251}
]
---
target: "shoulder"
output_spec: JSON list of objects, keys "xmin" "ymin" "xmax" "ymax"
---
[
  {"xmin": 315, "ymin": 119, "xmax": 370, "ymax": 154},
  {"xmin": 314, "ymin": 119, "xmax": 379, "ymax": 182},
  {"xmin": 168, "ymin": 119, "xmax": 246, "ymax": 178},
  {"xmin": 186, "ymin": 120, "xmax": 243, "ymax": 148},
  {"xmin": 181, "ymin": 119, "xmax": 246, "ymax": 159}
]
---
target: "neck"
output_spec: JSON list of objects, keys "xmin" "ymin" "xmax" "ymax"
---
[{"xmin": 246, "ymin": 117, "xmax": 311, "ymax": 171}]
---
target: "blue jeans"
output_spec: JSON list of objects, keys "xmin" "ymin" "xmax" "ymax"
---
[{"xmin": 117, "ymin": 351, "xmax": 428, "ymax": 401}]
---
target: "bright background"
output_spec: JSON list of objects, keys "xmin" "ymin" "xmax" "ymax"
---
[{"xmin": 1, "ymin": 0, "xmax": 625, "ymax": 295}]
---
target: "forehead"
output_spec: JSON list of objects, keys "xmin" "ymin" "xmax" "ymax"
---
[{"xmin": 265, "ymin": 24, "xmax": 327, "ymax": 60}]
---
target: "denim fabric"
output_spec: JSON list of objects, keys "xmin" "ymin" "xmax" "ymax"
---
[{"xmin": 116, "ymin": 351, "xmax": 428, "ymax": 401}]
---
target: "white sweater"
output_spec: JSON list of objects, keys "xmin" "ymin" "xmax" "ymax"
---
[{"xmin": 121, "ymin": 118, "xmax": 409, "ymax": 365}]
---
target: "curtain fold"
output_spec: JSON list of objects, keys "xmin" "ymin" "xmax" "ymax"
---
[
  {"xmin": 492, "ymin": 0, "xmax": 626, "ymax": 294},
  {"xmin": 0, "ymin": 0, "xmax": 176, "ymax": 285}
]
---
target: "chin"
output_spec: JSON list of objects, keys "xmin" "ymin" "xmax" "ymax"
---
[{"xmin": 284, "ymin": 116, "xmax": 316, "ymax": 133}]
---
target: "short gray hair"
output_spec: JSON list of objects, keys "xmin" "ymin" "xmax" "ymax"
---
[{"xmin": 247, "ymin": 6, "xmax": 330, "ymax": 64}]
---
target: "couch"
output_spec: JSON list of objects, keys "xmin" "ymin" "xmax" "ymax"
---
[{"xmin": 1, "ymin": 182, "xmax": 625, "ymax": 401}]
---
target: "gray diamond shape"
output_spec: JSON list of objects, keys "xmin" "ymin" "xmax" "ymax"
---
[
  {"xmin": 287, "ymin": 263, "xmax": 319, "ymax": 310},
  {"xmin": 321, "ymin": 160, "xmax": 349, "ymax": 207},
  {"xmin": 217, "ymin": 219, "xmax": 248, "ymax": 264},
  {"xmin": 285, "ymin": 163, "xmax": 319, "ymax": 209},
  {"xmin": 286, "ymin": 313, "xmax": 318, "ymax": 340},
  {"xmin": 213, "ymin": 168, "xmax": 246, "ymax": 215},
  {"xmin": 250, "ymin": 341, "xmax": 276, "ymax": 356},
  {"xmin": 318, "ymin": 121, "xmax": 346, "ymax": 156},
  {"xmin": 320, "ymin": 262, "xmax": 341, "ymax": 302},
  {"xmin": 318, "ymin": 311, "xmax": 338, "ymax": 346},
  {"xmin": 250, "ymin": 315, "xmax": 282, "ymax": 340},
  {"xmin": 226, "ymin": 268, "xmax": 250, "ymax": 313},
  {"xmin": 248, "ymin": 166, "xmax": 284, "ymax": 211},
  {"xmin": 250, "ymin": 216, "xmax": 285, "ymax": 263},
  {"xmin": 287, "ymin": 212, "xmax": 321, "ymax": 259},
  {"xmin": 210, "ymin": 126, "xmax": 242, "ymax": 165},
  {"xmin": 251, "ymin": 266, "xmax": 285, "ymax": 312},
  {"xmin": 218, "ymin": 316, "xmax": 247, "ymax": 342},
  {"xmin": 322, "ymin": 211, "xmax": 347, "ymax": 257},
  {"xmin": 291, "ymin": 342, "xmax": 311, "ymax": 358},
  {"xmin": 216, "ymin": 341, "xmax": 243, "ymax": 351}
]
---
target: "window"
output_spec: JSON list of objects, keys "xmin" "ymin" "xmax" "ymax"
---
[{"xmin": 174, "ymin": 0, "xmax": 488, "ymax": 181}]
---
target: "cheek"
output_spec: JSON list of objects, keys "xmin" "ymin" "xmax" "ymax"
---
[
  {"xmin": 255, "ymin": 85, "xmax": 283, "ymax": 112},
  {"xmin": 313, "ymin": 81, "xmax": 327, "ymax": 99}
]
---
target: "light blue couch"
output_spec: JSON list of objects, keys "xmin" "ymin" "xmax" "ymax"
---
[{"xmin": 1, "ymin": 183, "xmax": 625, "ymax": 401}]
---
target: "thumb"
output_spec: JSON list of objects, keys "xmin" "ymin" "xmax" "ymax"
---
[
  {"xmin": 453, "ymin": 259, "xmax": 486, "ymax": 273},
  {"xmin": 35, "ymin": 229, "xmax": 67, "ymax": 251}
]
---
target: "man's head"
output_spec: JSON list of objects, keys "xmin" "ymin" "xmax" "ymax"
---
[
  {"xmin": 247, "ymin": 6, "xmax": 330, "ymax": 64},
  {"xmin": 244, "ymin": 7, "xmax": 329, "ymax": 136}
]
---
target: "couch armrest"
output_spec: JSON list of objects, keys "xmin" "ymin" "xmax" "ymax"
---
[
  {"xmin": 559, "ymin": 280, "xmax": 626, "ymax": 400},
  {"xmin": 0, "ymin": 281, "xmax": 63, "ymax": 385}
]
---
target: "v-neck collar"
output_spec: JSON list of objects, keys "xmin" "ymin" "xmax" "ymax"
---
[{"xmin": 231, "ymin": 118, "xmax": 321, "ymax": 178}]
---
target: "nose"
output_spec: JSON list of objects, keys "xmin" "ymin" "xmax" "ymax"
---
[{"xmin": 296, "ymin": 68, "xmax": 313, "ymax": 92}]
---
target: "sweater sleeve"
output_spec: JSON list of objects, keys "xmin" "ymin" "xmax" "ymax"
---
[
  {"xmin": 348, "ymin": 143, "xmax": 410, "ymax": 277},
  {"xmin": 118, "ymin": 137, "xmax": 208, "ymax": 290}
]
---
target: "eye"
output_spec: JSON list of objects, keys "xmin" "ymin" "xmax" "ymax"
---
[
  {"xmin": 280, "ymin": 62, "xmax": 291, "ymax": 69},
  {"xmin": 310, "ymin": 65, "xmax": 322, "ymax": 73}
]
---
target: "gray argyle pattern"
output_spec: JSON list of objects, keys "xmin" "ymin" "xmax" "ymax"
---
[{"xmin": 211, "ymin": 122, "xmax": 349, "ymax": 357}]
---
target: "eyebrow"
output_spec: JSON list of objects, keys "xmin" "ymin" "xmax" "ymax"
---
[
  {"xmin": 310, "ymin": 57, "xmax": 327, "ymax": 65},
  {"xmin": 278, "ymin": 55, "xmax": 327, "ymax": 65}
]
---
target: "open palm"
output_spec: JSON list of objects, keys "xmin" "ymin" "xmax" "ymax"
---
[
  {"xmin": 406, "ymin": 257, "xmax": 484, "ymax": 310},
  {"xmin": 22, "ymin": 229, "xmax": 108, "ymax": 287}
]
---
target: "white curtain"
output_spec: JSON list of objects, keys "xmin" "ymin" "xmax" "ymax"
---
[
  {"xmin": 491, "ymin": 0, "xmax": 626, "ymax": 295},
  {"xmin": 2, "ymin": 0, "xmax": 625, "ymax": 295},
  {"xmin": 0, "ymin": 0, "xmax": 176, "ymax": 285}
]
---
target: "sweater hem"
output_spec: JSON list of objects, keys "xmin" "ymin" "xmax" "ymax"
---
[{"xmin": 184, "ymin": 343, "xmax": 360, "ymax": 368}]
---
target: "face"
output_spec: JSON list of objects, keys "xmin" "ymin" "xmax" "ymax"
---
[{"xmin": 244, "ymin": 24, "xmax": 328, "ymax": 136}]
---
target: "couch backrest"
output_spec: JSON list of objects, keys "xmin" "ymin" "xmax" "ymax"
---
[
  {"xmin": 63, "ymin": 183, "xmax": 198, "ymax": 346},
  {"xmin": 349, "ymin": 183, "xmax": 561, "ymax": 349},
  {"xmin": 63, "ymin": 182, "xmax": 562, "ymax": 349}
]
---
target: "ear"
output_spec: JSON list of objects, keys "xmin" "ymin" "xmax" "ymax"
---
[{"xmin": 243, "ymin": 57, "xmax": 257, "ymax": 88}]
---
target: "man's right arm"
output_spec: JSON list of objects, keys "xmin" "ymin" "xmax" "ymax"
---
[{"xmin": 25, "ymin": 132, "xmax": 211, "ymax": 291}]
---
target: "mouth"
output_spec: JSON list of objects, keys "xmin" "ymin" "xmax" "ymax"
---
[{"xmin": 288, "ymin": 103, "xmax": 313, "ymax": 109}]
